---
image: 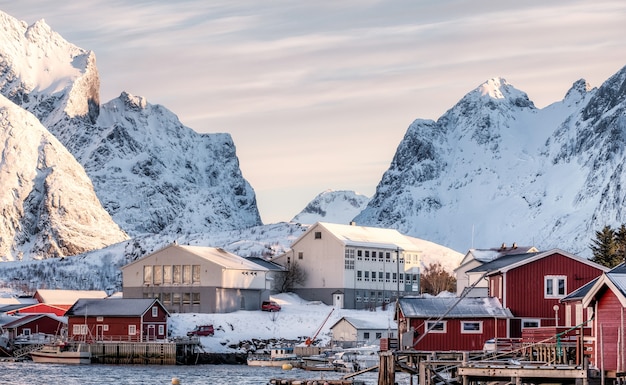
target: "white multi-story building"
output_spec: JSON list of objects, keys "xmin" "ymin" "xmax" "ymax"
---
[{"xmin": 273, "ymin": 222, "xmax": 427, "ymax": 309}]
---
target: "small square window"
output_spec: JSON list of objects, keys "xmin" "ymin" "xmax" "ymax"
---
[{"xmin": 314, "ymin": 232, "xmax": 322, "ymax": 239}]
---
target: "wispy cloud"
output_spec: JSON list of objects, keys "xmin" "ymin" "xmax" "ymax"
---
[{"xmin": 2, "ymin": 0, "xmax": 626, "ymax": 223}]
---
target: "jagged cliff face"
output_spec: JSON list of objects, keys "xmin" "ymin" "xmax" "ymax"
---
[
  {"xmin": 355, "ymin": 69, "xmax": 626, "ymax": 257},
  {"xmin": 84, "ymin": 92, "xmax": 261, "ymax": 235},
  {"xmin": 0, "ymin": 11, "xmax": 262, "ymax": 241},
  {"xmin": 0, "ymin": 95, "xmax": 128, "ymax": 261}
]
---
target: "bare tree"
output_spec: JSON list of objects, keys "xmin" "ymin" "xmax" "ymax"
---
[
  {"xmin": 420, "ymin": 262, "xmax": 456, "ymax": 295},
  {"xmin": 276, "ymin": 261, "xmax": 307, "ymax": 293}
]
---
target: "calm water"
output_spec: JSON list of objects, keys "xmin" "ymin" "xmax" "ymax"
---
[{"xmin": 0, "ymin": 362, "xmax": 413, "ymax": 385}]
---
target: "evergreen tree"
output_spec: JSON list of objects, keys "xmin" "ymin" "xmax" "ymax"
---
[
  {"xmin": 589, "ymin": 225, "xmax": 622, "ymax": 268},
  {"xmin": 615, "ymin": 224, "xmax": 626, "ymax": 263}
]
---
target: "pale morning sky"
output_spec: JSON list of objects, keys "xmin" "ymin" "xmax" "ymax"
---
[{"xmin": 2, "ymin": 1, "xmax": 626, "ymax": 224}]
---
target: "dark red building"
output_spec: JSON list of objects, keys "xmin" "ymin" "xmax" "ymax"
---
[
  {"xmin": 65, "ymin": 298, "xmax": 169, "ymax": 343},
  {"xmin": 1, "ymin": 314, "xmax": 65, "ymax": 340},
  {"xmin": 467, "ymin": 248, "xmax": 607, "ymax": 337},
  {"xmin": 397, "ymin": 296, "xmax": 512, "ymax": 351},
  {"xmin": 581, "ymin": 263, "xmax": 626, "ymax": 373}
]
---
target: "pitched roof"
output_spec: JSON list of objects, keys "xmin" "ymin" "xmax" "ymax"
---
[
  {"xmin": 246, "ymin": 257, "xmax": 286, "ymax": 271},
  {"xmin": 466, "ymin": 248, "xmax": 608, "ymax": 275},
  {"xmin": 35, "ymin": 289, "xmax": 108, "ymax": 305},
  {"xmin": 1, "ymin": 313, "xmax": 65, "ymax": 329},
  {"xmin": 124, "ymin": 244, "xmax": 270, "ymax": 271},
  {"xmin": 65, "ymin": 298, "xmax": 169, "ymax": 317},
  {"xmin": 581, "ymin": 263, "xmax": 626, "ymax": 308},
  {"xmin": 308, "ymin": 222, "xmax": 423, "ymax": 251},
  {"xmin": 330, "ymin": 316, "xmax": 392, "ymax": 331},
  {"xmin": 398, "ymin": 296, "xmax": 513, "ymax": 318},
  {"xmin": 456, "ymin": 245, "xmax": 538, "ymax": 270},
  {"xmin": 561, "ymin": 278, "xmax": 599, "ymax": 302}
]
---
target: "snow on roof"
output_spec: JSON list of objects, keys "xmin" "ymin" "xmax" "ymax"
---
[
  {"xmin": 318, "ymin": 222, "xmax": 419, "ymax": 250},
  {"xmin": 177, "ymin": 245, "xmax": 271, "ymax": 271},
  {"xmin": 466, "ymin": 252, "xmax": 539, "ymax": 273},
  {"xmin": 35, "ymin": 289, "xmax": 108, "ymax": 305},
  {"xmin": 2, "ymin": 313, "xmax": 66, "ymax": 328},
  {"xmin": 469, "ymin": 246, "xmax": 537, "ymax": 262},
  {"xmin": 398, "ymin": 296, "xmax": 513, "ymax": 318},
  {"xmin": 316, "ymin": 222, "xmax": 463, "ymax": 271},
  {"xmin": 66, "ymin": 298, "xmax": 166, "ymax": 317},
  {"xmin": 330, "ymin": 316, "xmax": 392, "ymax": 331}
]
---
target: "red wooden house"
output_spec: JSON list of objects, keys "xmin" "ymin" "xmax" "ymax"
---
[
  {"xmin": 397, "ymin": 296, "xmax": 513, "ymax": 351},
  {"xmin": 581, "ymin": 263, "xmax": 626, "ymax": 373},
  {"xmin": 1, "ymin": 314, "xmax": 65, "ymax": 340},
  {"xmin": 64, "ymin": 298, "xmax": 169, "ymax": 343},
  {"xmin": 467, "ymin": 248, "xmax": 607, "ymax": 337}
]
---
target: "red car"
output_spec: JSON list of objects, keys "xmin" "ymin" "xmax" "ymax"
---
[
  {"xmin": 187, "ymin": 325, "xmax": 214, "ymax": 337},
  {"xmin": 261, "ymin": 300, "xmax": 281, "ymax": 312}
]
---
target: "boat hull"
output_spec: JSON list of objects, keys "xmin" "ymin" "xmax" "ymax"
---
[
  {"xmin": 247, "ymin": 358, "xmax": 300, "ymax": 367},
  {"xmin": 31, "ymin": 351, "xmax": 91, "ymax": 364},
  {"xmin": 30, "ymin": 344, "xmax": 91, "ymax": 364}
]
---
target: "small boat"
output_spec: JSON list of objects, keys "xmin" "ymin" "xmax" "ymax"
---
[
  {"xmin": 30, "ymin": 342, "xmax": 91, "ymax": 364},
  {"xmin": 331, "ymin": 346, "xmax": 379, "ymax": 372},
  {"xmin": 247, "ymin": 347, "xmax": 301, "ymax": 367}
]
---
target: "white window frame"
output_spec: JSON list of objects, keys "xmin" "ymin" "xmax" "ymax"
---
[
  {"xmin": 521, "ymin": 318, "xmax": 541, "ymax": 329},
  {"xmin": 545, "ymin": 275, "xmax": 567, "ymax": 298},
  {"xmin": 425, "ymin": 321, "xmax": 447, "ymax": 334},
  {"xmin": 461, "ymin": 321, "xmax": 483, "ymax": 334},
  {"xmin": 128, "ymin": 325, "xmax": 137, "ymax": 336},
  {"xmin": 158, "ymin": 325, "xmax": 165, "ymax": 335},
  {"xmin": 152, "ymin": 306, "xmax": 158, "ymax": 317}
]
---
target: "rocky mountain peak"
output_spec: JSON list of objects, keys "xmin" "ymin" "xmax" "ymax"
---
[{"xmin": 0, "ymin": 94, "xmax": 128, "ymax": 261}]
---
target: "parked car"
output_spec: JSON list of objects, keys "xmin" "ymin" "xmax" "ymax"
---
[
  {"xmin": 187, "ymin": 325, "xmax": 214, "ymax": 337},
  {"xmin": 261, "ymin": 300, "xmax": 281, "ymax": 312}
]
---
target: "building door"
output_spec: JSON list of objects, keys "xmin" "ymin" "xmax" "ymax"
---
[
  {"xmin": 147, "ymin": 325, "xmax": 155, "ymax": 341},
  {"xmin": 96, "ymin": 325, "xmax": 104, "ymax": 341},
  {"xmin": 333, "ymin": 292, "xmax": 344, "ymax": 309}
]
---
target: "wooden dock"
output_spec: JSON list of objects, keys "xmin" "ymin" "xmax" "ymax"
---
[
  {"xmin": 89, "ymin": 338, "xmax": 202, "ymax": 365},
  {"xmin": 377, "ymin": 350, "xmax": 603, "ymax": 385}
]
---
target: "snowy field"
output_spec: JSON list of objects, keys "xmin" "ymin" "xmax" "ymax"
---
[{"xmin": 168, "ymin": 293, "xmax": 398, "ymax": 353}]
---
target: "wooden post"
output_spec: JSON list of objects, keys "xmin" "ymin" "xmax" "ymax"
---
[{"xmin": 378, "ymin": 350, "xmax": 395, "ymax": 385}]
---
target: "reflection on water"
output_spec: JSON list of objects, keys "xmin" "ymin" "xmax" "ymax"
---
[{"xmin": 0, "ymin": 361, "xmax": 413, "ymax": 385}]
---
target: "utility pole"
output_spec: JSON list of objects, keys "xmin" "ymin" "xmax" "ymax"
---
[{"xmin": 396, "ymin": 247, "xmax": 400, "ymax": 300}]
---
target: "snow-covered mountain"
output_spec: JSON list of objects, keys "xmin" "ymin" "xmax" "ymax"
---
[
  {"xmin": 0, "ymin": 94, "xmax": 128, "ymax": 261},
  {"xmin": 0, "ymin": 11, "xmax": 261, "ymax": 238},
  {"xmin": 291, "ymin": 190, "xmax": 369, "ymax": 225},
  {"xmin": 354, "ymin": 69, "xmax": 626, "ymax": 258}
]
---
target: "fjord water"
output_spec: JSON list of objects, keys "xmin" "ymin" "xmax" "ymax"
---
[{"xmin": 0, "ymin": 361, "xmax": 402, "ymax": 384}]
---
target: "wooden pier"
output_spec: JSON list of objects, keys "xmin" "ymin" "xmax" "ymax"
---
[
  {"xmin": 377, "ymin": 349, "xmax": 603, "ymax": 385},
  {"xmin": 89, "ymin": 338, "xmax": 202, "ymax": 365}
]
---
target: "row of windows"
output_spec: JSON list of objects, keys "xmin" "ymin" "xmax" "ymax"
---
[
  {"xmin": 345, "ymin": 249, "xmax": 420, "ymax": 266},
  {"xmin": 73, "ymin": 324, "xmax": 164, "ymax": 336},
  {"xmin": 144, "ymin": 292, "xmax": 201, "ymax": 306},
  {"xmin": 425, "ymin": 321, "xmax": 483, "ymax": 334},
  {"xmin": 143, "ymin": 265, "xmax": 201, "ymax": 285},
  {"xmin": 355, "ymin": 271, "xmax": 418, "ymax": 283}
]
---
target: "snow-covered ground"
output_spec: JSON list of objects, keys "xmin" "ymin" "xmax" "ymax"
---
[{"xmin": 168, "ymin": 293, "xmax": 398, "ymax": 353}]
